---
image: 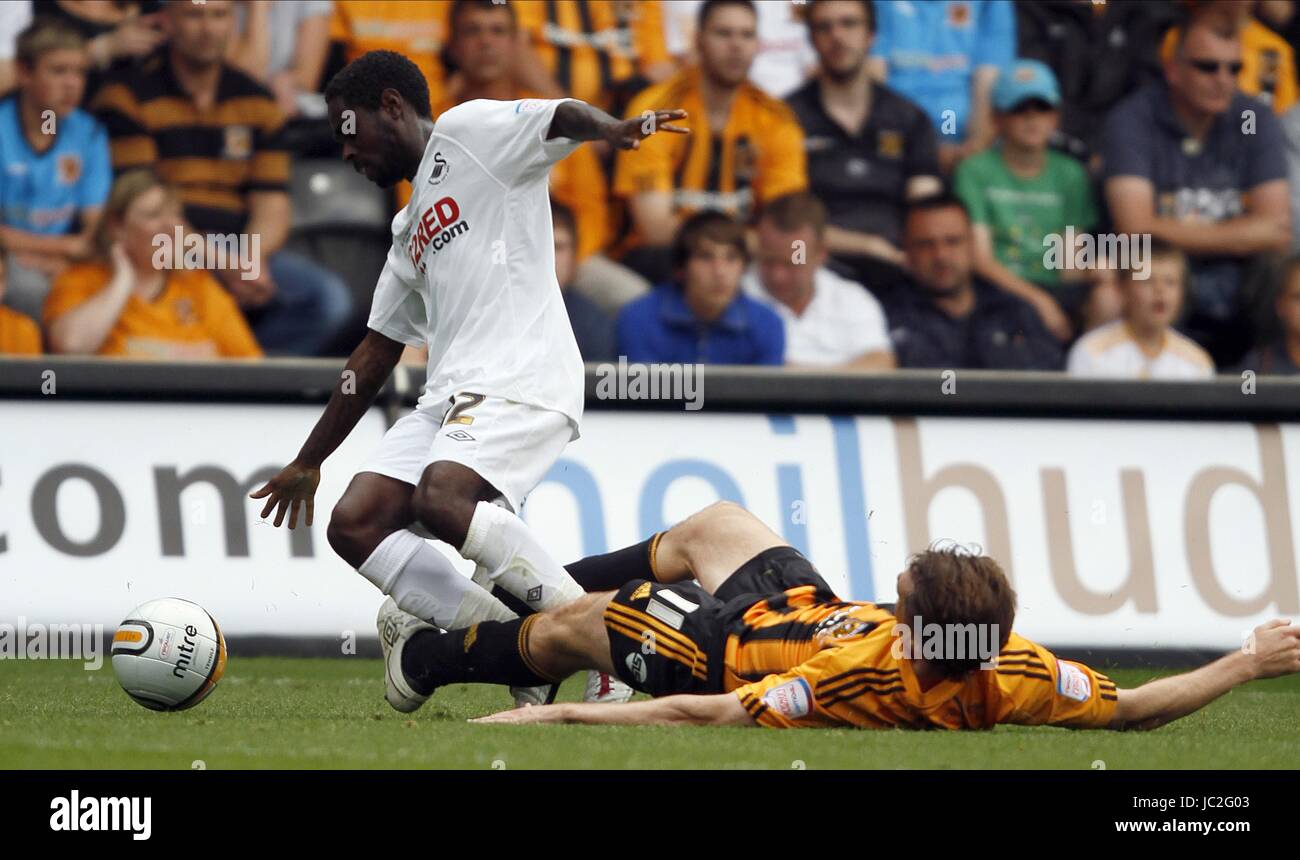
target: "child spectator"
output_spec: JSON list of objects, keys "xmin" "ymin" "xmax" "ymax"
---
[
  {"xmin": 954, "ymin": 59, "xmax": 1096, "ymax": 343},
  {"xmin": 1067, "ymin": 243, "xmax": 1213, "ymax": 379},
  {"xmin": 0, "ymin": 20, "xmax": 111, "ymax": 321},
  {"xmin": 1238, "ymin": 255, "xmax": 1300, "ymax": 375},
  {"xmin": 617, "ymin": 210, "xmax": 784, "ymax": 365},
  {"xmin": 34, "ymin": 1, "xmax": 165, "ymax": 104},
  {"xmin": 0, "ymin": 251, "xmax": 42, "ymax": 355},
  {"xmin": 44, "ymin": 170, "xmax": 261, "ymax": 360}
]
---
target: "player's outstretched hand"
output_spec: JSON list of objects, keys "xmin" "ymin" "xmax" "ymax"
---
[
  {"xmin": 249, "ymin": 461, "xmax": 321, "ymax": 529},
  {"xmin": 606, "ymin": 109, "xmax": 689, "ymax": 150},
  {"xmin": 470, "ymin": 704, "xmax": 565, "ymax": 725},
  {"xmin": 1245, "ymin": 619, "xmax": 1300, "ymax": 679}
]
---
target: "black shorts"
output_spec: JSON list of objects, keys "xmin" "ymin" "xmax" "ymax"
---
[{"xmin": 603, "ymin": 546, "xmax": 833, "ymax": 696}]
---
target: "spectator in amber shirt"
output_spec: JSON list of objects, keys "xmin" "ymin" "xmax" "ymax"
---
[{"xmin": 44, "ymin": 169, "xmax": 261, "ymax": 359}]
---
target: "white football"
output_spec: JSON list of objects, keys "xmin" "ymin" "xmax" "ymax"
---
[{"xmin": 111, "ymin": 598, "xmax": 227, "ymax": 711}]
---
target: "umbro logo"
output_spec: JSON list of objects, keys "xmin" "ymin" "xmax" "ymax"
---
[
  {"xmin": 382, "ymin": 619, "xmax": 400, "ymax": 647},
  {"xmin": 446, "ymin": 430, "xmax": 475, "ymax": 442},
  {"xmin": 527, "ymin": 586, "xmax": 543, "ymax": 604}
]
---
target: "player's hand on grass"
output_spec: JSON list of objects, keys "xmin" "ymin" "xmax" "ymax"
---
[
  {"xmin": 470, "ymin": 703, "xmax": 565, "ymax": 725},
  {"xmin": 608, "ymin": 109, "xmax": 689, "ymax": 151},
  {"xmin": 249, "ymin": 461, "xmax": 321, "ymax": 529},
  {"xmin": 1244, "ymin": 619, "xmax": 1300, "ymax": 679}
]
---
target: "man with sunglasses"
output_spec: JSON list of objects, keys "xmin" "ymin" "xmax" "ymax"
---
[{"xmin": 1103, "ymin": 18, "xmax": 1290, "ymax": 368}]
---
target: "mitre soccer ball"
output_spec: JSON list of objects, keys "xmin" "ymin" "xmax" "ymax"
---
[{"xmin": 111, "ymin": 598, "xmax": 227, "ymax": 711}]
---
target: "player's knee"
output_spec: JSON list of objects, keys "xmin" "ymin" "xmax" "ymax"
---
[
  {"xmin": 673, "ymin": 500, "xmax": 749, "ymax": 550},
  {"xmin": 410, "ymin": 481, "xmax": 472, "ymax": 545},
  {"xmin": 326, "ymin": 497, "xmax": 375, "ymax": 567}
]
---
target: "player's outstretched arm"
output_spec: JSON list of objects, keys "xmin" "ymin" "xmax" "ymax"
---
[
  {"xmin": 1108, "ymin": 619, "xmax": 1300, "ymax": 731},
  {"xmin": 249, "ymin": 329, "xmax": 406, "ymax": 528},
  {"xmin": 546, "ymin": 100, "xmax": 688, "ymax": 150},
  {"xmin": 471, "ymin": 694, "xmax": 756, "ymax": 727}
]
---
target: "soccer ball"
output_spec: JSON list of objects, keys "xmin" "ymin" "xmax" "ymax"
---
[{"xmin": 111, "ymin": 598, "xmax": 227, "ymax": 711}]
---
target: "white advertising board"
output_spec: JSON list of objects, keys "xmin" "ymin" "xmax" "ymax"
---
[{"xmin": 2, "ymin": 401, "xmax": 1296, "ymax": 650}]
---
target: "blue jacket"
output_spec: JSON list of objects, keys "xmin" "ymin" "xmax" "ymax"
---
[{"xmin": 616, "ymin": 284, "xmax": 785, "ymax": 365}]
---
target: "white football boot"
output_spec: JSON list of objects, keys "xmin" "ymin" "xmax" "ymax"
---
[
  {"xmin": 512, "ymin": 683, "xmax": 557, "ymax": 708},
  {"xmin": 377, "ymin": 597, "xmax": 437, "ymax": 713},
  {"xmin": 583, "ymin": 670, "xmax": 634, "ymax": 704}
]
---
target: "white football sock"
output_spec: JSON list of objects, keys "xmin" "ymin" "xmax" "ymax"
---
[
  {"xmin": 358, "ymin": 529, "xmax": 515, "ymax": 629},
  {"xmin": 460, "ymin": 501, "xmax": 584, "ymax": 611}
]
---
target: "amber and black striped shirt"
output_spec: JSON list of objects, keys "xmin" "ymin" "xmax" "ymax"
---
[{"xmin": 90, "ymin": 50, "xmax": 289, "ymax": 235}]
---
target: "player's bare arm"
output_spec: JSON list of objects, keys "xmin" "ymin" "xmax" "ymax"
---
[
  {"xmin": 249, "ymin": 330, "xmax": 407, "ymax": 529},
  {"xmin": 1108, "ymin": 619, "xmax": 1300, "ymax": 731},
  {"xmin": 472, "ymin": 693, "xmax": 755, "ymax": 727},
  {"xmin": 546, "ymin": 100, "xmax": 689, "ymax": 151}
]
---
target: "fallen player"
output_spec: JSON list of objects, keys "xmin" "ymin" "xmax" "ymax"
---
[{"xmin": 377, "ymin": 501, "xmax": 1300, "ymax": 729}]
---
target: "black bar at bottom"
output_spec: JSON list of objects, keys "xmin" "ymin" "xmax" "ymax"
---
[{"xmin": 3, "ymin": 770, "xmax": 1287, "ymax": 844}]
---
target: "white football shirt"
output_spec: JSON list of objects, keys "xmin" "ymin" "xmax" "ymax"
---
[
  {"xmin": 742, "ymin": 266, "xmax": 893, "ymax": 366},
  {"xmin": 367, "ymin": 98, "xmax": 586, "ymax": 436},
  {"xmin": 1067, "ymin": 320, "xmax": 1215, "ymax": 380}
]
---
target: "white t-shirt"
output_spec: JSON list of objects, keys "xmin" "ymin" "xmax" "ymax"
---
[
  {"xmin": 663, "ymin": 0, "xmax": 815, "ymax": 97},
  {"xmin": 742, "ymin": 266, "xmax": 892, "ymax": 366},
  {"xmin": 367, "ymin": 98, "xmax": 586, "ymax": 435},
  {"xmin": 1067, "ymin": 320, "xmax": 1215, "ymax": 380}
]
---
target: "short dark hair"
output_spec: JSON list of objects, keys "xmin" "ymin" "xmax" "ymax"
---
[
  {"xmin": 550, "ymin": 200, "xmax": 577, "ymax": 239},
  {"xmin": 698, "ymin": 0, "xmax": 756, "ymax": 30},
  {"xmin": 449, "ymin": 0, "xmax": 516, "ymax": 39},
  {"xmin": 672, "ymin": 210, "xmax": 749, "ymax": 271},
  {"xmin": 760, "ymin": 191, "xmax": 828, "ymax": 238},
  {"xmin": 805, "ymin": 0, "xmax": 875, "ymax": 34},
  {"xmin": 905, "ymin": 192, "xmax": 970, "ymax": 224},
  {"xmin": 324, "ymin": 50, "xmax": 432, "ymax": 119},
  {"xmin": 899, "ymin": 547, "xmax": 1016, "ymax": 680}
]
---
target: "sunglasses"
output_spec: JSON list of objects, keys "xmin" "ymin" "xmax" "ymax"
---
[{"xmin": 1185, "ymin": 57, "xmax": 1244, "ymax": 75}]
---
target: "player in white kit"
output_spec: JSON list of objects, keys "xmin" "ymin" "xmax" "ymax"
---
[{"xmin": 250, "ymin": 48, "xmax": 687, "ymax": 712}]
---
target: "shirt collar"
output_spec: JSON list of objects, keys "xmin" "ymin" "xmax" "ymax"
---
[{"xmin": 659, "ymin": 284, "xmax": 750, "ymax": 333}]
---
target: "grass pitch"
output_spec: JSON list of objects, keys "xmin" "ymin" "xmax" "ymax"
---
[{"xmin": 2, "ymin": 657, "xmax": 1299, "ymax": 769}]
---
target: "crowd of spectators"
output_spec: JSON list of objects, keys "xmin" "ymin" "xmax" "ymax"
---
[{"xmin": 1, "ymin": 0, "xmax": 1299, "ymax": 381}]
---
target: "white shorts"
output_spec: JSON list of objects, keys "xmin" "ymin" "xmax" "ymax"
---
[{"xmin": 359, "ymin": 395, "xmax": 572, "ymax": 512}]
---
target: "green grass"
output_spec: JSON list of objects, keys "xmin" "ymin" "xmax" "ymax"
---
[{"xmin": 2, "ymin": 657, "xmax": 1298, "ymax": 769}]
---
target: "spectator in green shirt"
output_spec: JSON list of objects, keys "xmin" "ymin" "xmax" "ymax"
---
[{"xmin": 954, "ymin": 59, "xmax": 1096, "ymax": 344}]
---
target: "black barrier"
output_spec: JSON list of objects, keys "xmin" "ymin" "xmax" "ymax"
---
[{"xmin": 1, "ymin": 356, "xmax": 1299, "ymax": 420}]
